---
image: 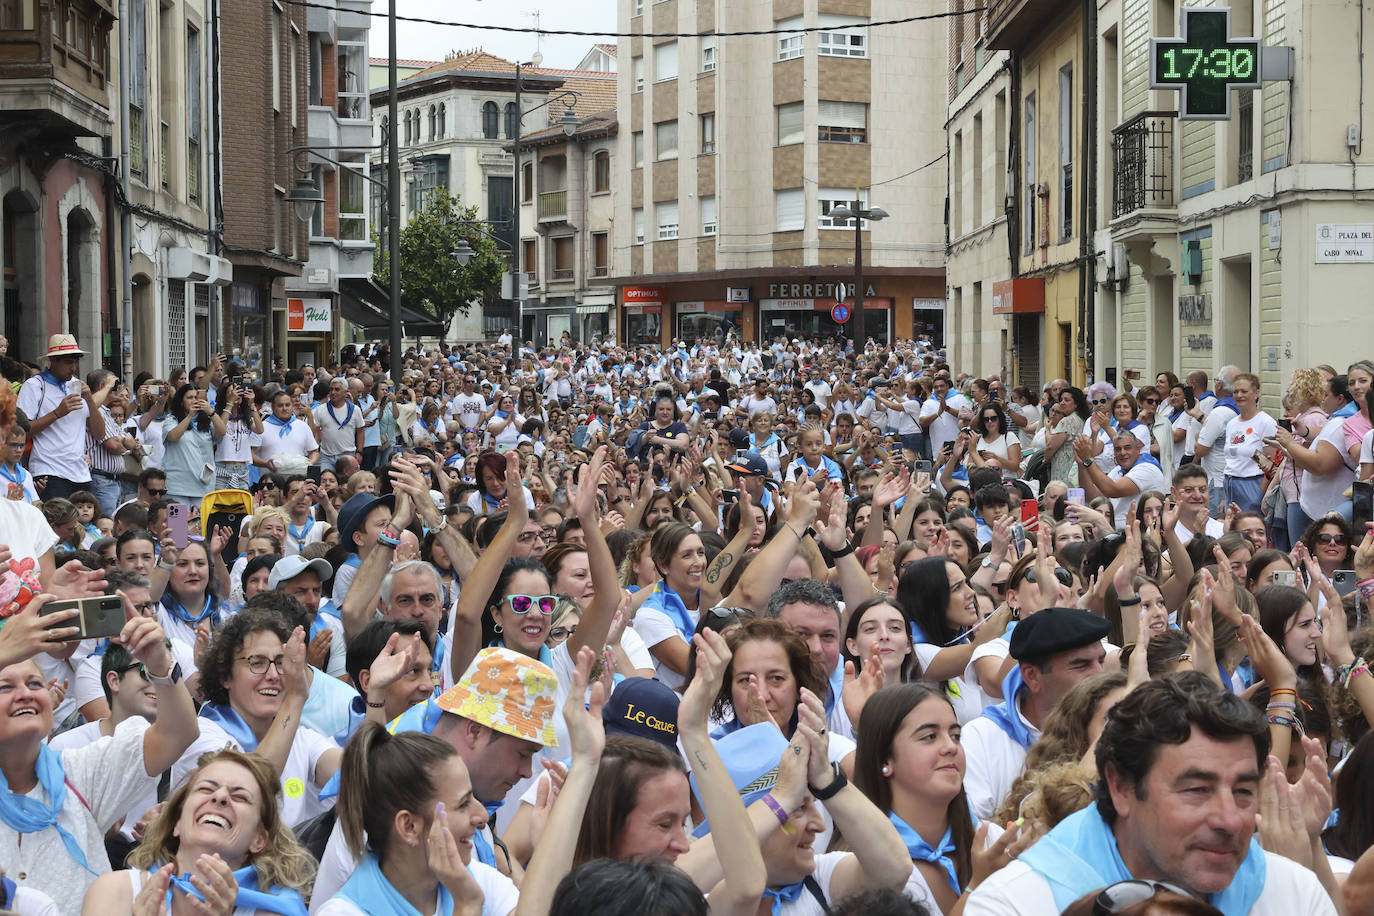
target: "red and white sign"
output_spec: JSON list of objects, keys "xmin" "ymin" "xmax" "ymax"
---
[
  {"xmin": 623, "ymin": 286, "xmax": 666, "ymax": 305},
  {"xmin": 287, "ymin": 297, "xmax": 332, "ymax": 333}
]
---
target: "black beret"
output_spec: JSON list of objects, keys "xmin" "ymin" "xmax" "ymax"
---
[{"xmin": 1009, "ymin": 607, "xmax": 1111, "ymax": 662}]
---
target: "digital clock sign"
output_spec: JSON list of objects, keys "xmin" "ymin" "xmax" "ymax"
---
[{"xmin": 1150, "ymin": 8, "xmax": 1261, "ymax": 120}]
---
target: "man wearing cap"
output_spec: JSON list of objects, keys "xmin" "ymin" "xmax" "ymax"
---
[
  {"xmin": 270, "ymin": 554, "xmax": 346, "ymax": 678},
  {"xmin": 961, "ymin": 607, "xmax": 1110, "ymax": 819},
  {"xmin": 1073, "ymin": 428, "xmax": 1168, "ymax": 531},
  {"xmin": 312, "ymin": 377, "xmax": 365, "ymax": 472},
  {"xmin": 725, "ymin": 452, "xmax": 776, "ymax": 518},
  {"xmin": 17, "ymin": 334, "xmax": 115, "ymax": 500},
  {"xmin": 329, "ymin": 489, "xmax": 395, "ymax": 606},
  {"xmin": 965, "ymin": 672, "xmax": 1335, "ymax": 915},
  {"xmin": 311, "ymin": 646, "xmax": 559, "ymax": 899}
]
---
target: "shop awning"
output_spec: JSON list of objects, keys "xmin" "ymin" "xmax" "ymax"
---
[
  {"xmin": 577, "ymin": 305, "xmax": 609, "ymax": 315},
  {"xmin": 339, "ymin": 278, "xmax": 446, "ymax": 337}
]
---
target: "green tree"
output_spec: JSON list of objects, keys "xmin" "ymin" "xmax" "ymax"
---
[{"xmin": 374, "ymin": 186, "xmax": 505, "ymax": 333}]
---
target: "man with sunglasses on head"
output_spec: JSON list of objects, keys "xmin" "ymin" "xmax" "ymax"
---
[{"xmin": 965, "ymin": 671, "xmax": 1336, "ymax": 915}]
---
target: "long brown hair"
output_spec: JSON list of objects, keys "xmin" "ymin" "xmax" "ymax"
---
[
  {"xmin": 852, "ymin": 683, "xmax": 974, "ymax": 890},
  {"xmin": 712, "ymin": 618, "xmax": 826, "ymax": 729},
  {"xmin": 128, "ymin": 749, "xmax": 316, "ymax": 893},
  {"xmin": 337, "ymin": 721, "xmax": 459, "ymax": 860},
  {"xmin": 573, "ymin": 735, "xmax": 687, "ymax": 865}
]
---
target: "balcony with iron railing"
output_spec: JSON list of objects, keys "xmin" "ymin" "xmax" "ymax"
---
[
  {"xmin": 0, "ymin": 0, "xmax": 114, "ymax": 135},
  {"xmin": 1110, "ymin": 111, "xmax": 1177, "ymax": 221},
  {"xmin": 538, "ymin": 189, "xmax": 568, "ymax": 221}
]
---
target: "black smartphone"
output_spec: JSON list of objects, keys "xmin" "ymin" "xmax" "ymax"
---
[
  {"xmin": 721, "ymin": 489, "xmax": 739, "ymax": 507},
  {"xmin": 230, "ymin": 375, "xmax": 245, "ymax": 390},
  {"xmin": 1277, "ymin": 418, "xmax": 1293, "ymax": 433},
  {"xmin": 41, "ymin": 595, "xmax": 125, "ymax": 641},
  {"xmin": 1184, "ymin": 388, "xmax": 1196, "ymax": 410},
  {"xmin": 1355, "ymin": 481, "xmax": 1374, "ymax": 533},
  {"xmin": 307, "ymin": 466, "xmax": 323, "ymax": 485}
]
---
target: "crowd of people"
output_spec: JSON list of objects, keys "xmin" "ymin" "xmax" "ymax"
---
[{"xmin": 3, "ymin": 327, "xmax": 1374, "ymax": 915}]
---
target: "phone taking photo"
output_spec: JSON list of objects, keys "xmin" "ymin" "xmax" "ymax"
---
[
  {"xmin": 41, "ymin": 595, "xmax": 126, "ymax": 641},
  {"xmin": 166, "ymin": 502, "xmax": 189, "ymax": 549}
]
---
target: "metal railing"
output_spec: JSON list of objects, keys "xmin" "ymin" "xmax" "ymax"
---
[
  {"xmin": 550, "ymin": 267, "xmax": 574, "ymax": 281},
  {"xmin": 538, "ymin": 189, "xmax": 567, "ymax": 220},
  {"xmin": 1110, "ymin": 110, "xmax": 1176, "ymax": 218}
]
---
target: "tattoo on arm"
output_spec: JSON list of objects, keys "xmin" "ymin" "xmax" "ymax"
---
[
  {"xmin": 705, "ymin": 551, "xmax": 733, "ymax": 584},
  {"xmin": 693, "ymin": 751, "xmax": 709, "ymax": 772}
]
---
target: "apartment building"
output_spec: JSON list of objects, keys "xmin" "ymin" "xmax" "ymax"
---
[
  {"xmin": 218, "ymin": 0, "xmax": 310, "ymax": 376},
  {"xmin": 945, "ymin": 0, "xmax": 1014, "ymax": 381},
  {"xmin": 985, "ymin": 0, "xmax": 1093, "ymax": 387},
  {"xmin": 0, "ymin": 0, "xmax": 117, "ymax": 365},
  {"xmin": 512, "ymin": 70, "xmax": 618, "ymax": 344},
  {"xmin": 1093, "ymin": 0, "xmax": 1374, "ymax": 407},
  {"xmin": 613, "ymin": 0, "xmax": 947, "ymax": 348},
  {"xmin": 282, "ymin": 0, "xmax": 377, "ymax": 369}
]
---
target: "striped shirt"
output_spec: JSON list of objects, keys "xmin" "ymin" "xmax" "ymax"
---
[{"xmin": 85, "ymin": 406, "xmax": 125, "ymax": 475}]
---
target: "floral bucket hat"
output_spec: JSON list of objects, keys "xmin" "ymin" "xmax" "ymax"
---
[{"xmin": 438, "ymin": 647, "xmax": 560, "ymax": 747}]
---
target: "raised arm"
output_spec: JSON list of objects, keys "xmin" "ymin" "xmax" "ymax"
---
[
  {"xmin": 565, "ymin": 447, "xmax": 624, "ymax": 660},
  {"xmin": 702, "ymin": 486, "xmax": 758, "ymax": 610},
  {"xmin": 723, "ymin": 477, "xmax": 820, "ymax": 613}
]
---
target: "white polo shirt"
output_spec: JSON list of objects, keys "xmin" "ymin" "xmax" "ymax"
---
[
  {"xmin": 1106, "ymin": 459, "xmax": 1168, "ymax": 530},
  {"xmin": 256, "ymin": 418, "xmax": 320, "ymax": 466},
  {"xmin": 17, "ymin": 372, "xmax": 91, "ymax": 481},
  {"xmin": 961, "ymin": 703, "xmax": 1042, "ymax": 821}
]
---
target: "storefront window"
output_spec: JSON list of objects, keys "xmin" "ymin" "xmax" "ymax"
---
[
  {"xmin": 677, "ymin": 310, "xmax": 740, "ymax": 345},
  {"xmin": 758, "ymin": 301, "xmax": 892, "ymax": 345},
  {"xmin": 624, "ymin": 311, "xmax": 661, "ymax": 346},
  {"xmin": 913, "ymin": 301, "xmax": 945, "ymax": 346}
]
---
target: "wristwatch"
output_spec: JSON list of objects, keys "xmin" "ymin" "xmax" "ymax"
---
[
  {"xmin": 809, "ymin": 761, "xmax": 848, "ymax": 801},
  {"xmin": 980, "ymin": 556, "xmax": 995, "ymax": 568},
  {"xmin": 147, "ymin": 662, "xmax": 183, "ymax": 687},
  {"xmin": 1081, "ymin": 459, "xmax": 1094, "ymax": 469}
]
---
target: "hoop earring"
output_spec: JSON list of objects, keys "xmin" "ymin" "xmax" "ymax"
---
[{"xmin": 493, "ymin": 623, "xmax": 503, "ymax": 634}]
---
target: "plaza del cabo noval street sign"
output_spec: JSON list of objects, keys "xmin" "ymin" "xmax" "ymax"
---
[
  {"xmin": 1316, "ymin": 224, "xmax": 1374, "ymax": 263},
  {"xmin": 1150, "ymin": 7, "xmax": 1261, "ymax": 119}
]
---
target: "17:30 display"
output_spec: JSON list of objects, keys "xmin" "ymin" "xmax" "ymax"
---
[{"xmin": 1159, "ymin": 46, "xmax": 1255, "ymax": 79}]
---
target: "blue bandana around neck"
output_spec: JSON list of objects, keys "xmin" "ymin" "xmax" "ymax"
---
[
  {"xmin": 38, "ymin": 369, "xmax": 70, "ymax": 393},
  {"xmin": 889, "ymin": 811, "xmax": 960, "ymax": 895},
  {"xmin": 980, "ymin": 666, "xmax": 1035, "ymax": 749},
  {"xmin": 326, "ymin": 400, "xmax": 356, "ymax": 430},
  {"xmin": 1335, "ymin": 401, "xmax": 1359, "ymax": 419},
  {"xmin": 162, "ymin": 592, "xmax": 217, "ymax": 627},
  {"xmin": 1130, "ymin": 451, "xmax": 1164, "ymax": 472},
  {"xmin": 1017, "ymin": 805, "xmax": 1266, "ymax": 916},
  {"xmin": 263, "ymin": 414, "xmax": 295, "ymax": 438},
  {"xmin": 165, "ymin": 865, "xmax": 307, "ymax": 916},
  {"xmin": 0, "ymin": 744, "xmax": 95, "ymax": 874},
  {"xmin": 200, "ymin": 702, "xmax": 262, "ymax": 752},
  {"xmin": 641, "ymin": 580, "xmax": 698, "ymax": 642},
  {"xmin": 0, "ymin": 463, "xmax": 25, "ymax": 487},
  {"xmin": 338, "ymin": 851, "xmax": 457, "ymax": 916},
  {"xmin": 471, "ymin": 801, "xmax": 504, "ymax": 868},
  {"xmin": 289, "ymin": 518, "xmax": 315, "ymax": 544},
  {"xmin": 762, "ymin": 881, "xmax": 807, "ymax": 915}
]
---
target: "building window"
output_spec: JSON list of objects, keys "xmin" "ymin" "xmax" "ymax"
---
[
  {"xmin": 521, "ymin": 161, "xmax": 533, "ymax": 202},
  {"xmin": 633, "ymin": 132, "xmax": 644, "ymax": 168},
  {"xmin": 428, "ymin": 105, "xmax": 436, "ymax": 140},
  {"xmin": 482, "ymin": 101, "xmax": 498, "ymax": 139},
  {"xmin": 701, "ymin": 36, "xmax": 717, "ymax": 72},
  {"xmin": 817, "ymin": 15, "xmax": 868, "ymax": 58},
  {"xmin": 505, "ymin": 102, "xmax": 518, "ymax": 140},
  {"xmin": 819, "ymin": 187, "xmax": 868, "ymax": 228},
  {"xmin": 700, "ymin": 113, "xmax": 715, "ymax": 154},
  {"xmin": 655, "ymin": 120, "xmax": 677, "ymax": 160},
  {"xmin": 775, "ymin": 188, "xmax": 804, "ymax": 232},
  {"xmin": 186, "ymin": 25, "xmax": 201, "ymax": 203},
  {"xmin": 633, "ymin": 208, "xmax": 645, "ymax": 245},
  {"xmin": 818, "ymin": 100, "xmax": 866, "ymax": 143},
  {"xmin": 777, "ymin": 16, "xmax": 803, "ymax": 60},
  {"xmin": 633, "ymin": 56, "xmax": 644, "ymax": 92},
  {"xmin": 633, "ymin": 0, "xmax": 642, "ymax": 14},
  {"xmin": 1058, "ymin": 63, "xmax": 1073, "ymax": 240},
  {"xmin": 340, "ymin": 158, "xmax": 367, "ymax": 240},
  {"xmin": 402, "ymin": 110, "xmax": 411, "ymax": 144},
  {"xmin": 654, "ymin": 41, "xmax": 678, "ymax": 81},
  {"xmin": 777, "ymin": 102, "xmax": 803, "ymax": 146},
  {"xmin": 656, "ymin": 201, "xmax": 679, "ymax": 240},
  {"xmin": 408, "ymin": 155, "xmax": 448, "ymax": 213},
  {"xmin": 522, "ymin": 238, "xmax": 537, "ymax": 282},
  {"xmin": 270, "ymin": 9, "xmax": 280, "ymax": 112},
  {"xmin": 337, "ymin": 41, "xmax": 366, "ymax": 119},
  {"xmin": 701, "ymin": 196, "xmax": 717, "ymax": 235},
  {"xmin": 592, "ymin": 232, "xmax": 609, "ymax": 275},
  {"xmin": 593, "ymin": 150, "xmax": 611, "ymax": 191},
  {"xmin": 553, "ymin": 236, "xmax": 575, "ymax": 279},
  {"xmin": 1024, "ymin": 92, "xmax": 1036, "ymax": 253},
  {"xmin": 128, "ymin": 0, "xmax": 146, "ymax": 178},
  {"xmin": 437, "ymin": 103, "xmax": 445, "ymax": 138}
]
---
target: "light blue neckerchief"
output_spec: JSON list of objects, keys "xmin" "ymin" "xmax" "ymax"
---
[
  {"xmin": 337, "ymin": 851, "xmax": 458, "ymax": 916},
  {"xmin": 263, "ymin": 414, "xmax": 295, "ymax": 438},
  {"xmin": 325, "ymin": 401, "xmax": 356, "ymax": 430},
  {"xmin": 162, "ymin": 592, "xmax": 218, "ymax": 626},
  {"xmin": 1017, "ymin": 805, "xmax": 1266, "ymax": 916},
  {"xmin": 641, "ymin": 580, "xmax": 698, "ymax": 642},
  {"xmin": 164, "ymin": 865, "xmax": 307, "ymax": 916},
  {"xmin": 471, "ymin": 801, "xmax": 503, "ymax": 868},
  {"xmin": 980, "ymin": 666, "xmax": 1034, "ymax": 749},
  {"xmin": 0, "ymin": 743, "xmax": 95, "ymax": 874},
  {"xmin": 762, "ymin": 882, "xmax": 807, "ymax": 915},
  {"xmin": 200, "ymin": 702, "xmax": 262, "ymax": 751},
  {"xmin": 889, "ymin": 811, "xmax": 959, "ymax": 895}
]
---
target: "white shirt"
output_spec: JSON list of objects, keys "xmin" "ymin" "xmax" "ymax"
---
[
  {"xmin": 48, "ymin": 719, "xmax": 160, "ymax": 842},
  {"xmin": 1013, "ymin": 404, "xmax": 1042, "ymax": 451},
  {"xmin": 1106, "ymin": 459, "xmax": 1168, "ymax": 530},
  {"xmin": 313, "ymin": 401, "xmax": 366, "ymax": 456},
  {"xmin": 1, "ymin": 717, "xmax": 156, "ymax": 916},
  {"xmin": 1301, "ymin": 416, "xmax": 1357, "ymax": 520},
  {"xmin": 256, "ymin": 418, "xmax": 320, "ymax": 466},
  {"xmin": 920, "ymin": 392, "xmax": 971, "ymax": 455},
  {"xmin": 173, "ymin": 716, "xmax": 335, "ymax": 827},
  {"xmin": 450, "ymin": 392, "xmax": 487, "ymax": 429},
  {"xmin": 961, "ymin": 704, "xmax": 1042, "ymax": 820},
  {"xmin": 914, "ymin": 644, "xmax": 988, "ymax": 724},
  {"xmin": 1224, "ymin": 411, "xmax": 1278, "ymax": 477},
  {"xmin": 0, "ymin": 497, "xmax": 60, "ymax": 564},
  {"xmin": 215, "ymin": 418, "xmax": 261, "ymax": 463},
  {"xmin": 632, "ymin": 605, "xmax": 699, "ymax": 690},
  {"xmin": 963, "ymin": 849, "xmax": 1336, "ymax": 916},
  {"xmin": 805, "ymin": 379, "xmax": 833, "ymax": 408},
  {"xmin": 1173, "ymin": 516, "xmax": 1225, "ymax": 545},
  {"xmin": 1197, "ymin": 404, "xmax": 1239, "ymax": 486},
  {"xmin": 776, "ymin": 851, "xmax": 853, "ymax": 915},
  {"xmin": 17, "ymin": 372, "xmax": 91, "ymax": 481},
  {"xmin": 745, "ymin": 396, "xmax": 778, "ymax": 417}
]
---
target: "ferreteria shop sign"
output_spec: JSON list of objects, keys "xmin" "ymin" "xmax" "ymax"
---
[{"xmin": 767, "ymin": 282, "xmax": 877, "ymax": 299}]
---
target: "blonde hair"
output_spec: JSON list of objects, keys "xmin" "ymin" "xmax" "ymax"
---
[
  {"xmin": 343, "ymin": 472, "xmax": 378, "ymax": 500},
  {"xmin": 249, "ymin": 506, "xmax": 291, "ymax": 536},
  {"xmin": 619, "ymin": 532, "xmax": 654, "ymax": 588},
  {"xmin": 128, "ymin": 749, "xmax": 316, "ymax": 893},
  {"xmin": 1286, "ymin": 368, "xmax": 1325, "ymax": 411}
]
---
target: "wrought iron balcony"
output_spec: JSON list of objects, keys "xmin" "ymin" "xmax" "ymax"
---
[{"xmin": 1111, "ymin": 111, "xmax": 1177, "ymax": 219}]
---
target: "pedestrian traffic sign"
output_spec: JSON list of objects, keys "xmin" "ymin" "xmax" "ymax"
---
[{"xmin": 831, "ymin": 303, "xmax": 851, "ymax": 323}]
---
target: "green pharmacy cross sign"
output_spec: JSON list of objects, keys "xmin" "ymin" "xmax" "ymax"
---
[{"xmin": 1150, "ymin": 7, "xmax": 1261, "ymax": 120}]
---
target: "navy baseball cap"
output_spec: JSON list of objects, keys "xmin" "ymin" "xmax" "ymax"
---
[
  {"xmin": 725, "ymin": 451, "xmax": 773, "ymax": 482},
  {"xmin": 602, "ymin": 677, "xmax": 680, "ymax": 751},
  {"xmin": 727, "ymin": 428, "xmax": 751, "ymax": 450}
]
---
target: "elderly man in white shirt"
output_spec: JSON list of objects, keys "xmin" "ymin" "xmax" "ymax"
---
[{"xmin": 1073, "ymin": 428, "xmax": 1168, "ymax": 531}]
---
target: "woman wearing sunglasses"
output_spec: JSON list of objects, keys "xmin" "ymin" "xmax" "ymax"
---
[
  {"xmin": 967, "ymin": 403, "xmax": 1021, "ymax": 480},
  {"xmin": 172, "ymin": 604, "xmax": 342, "ymax": 829},
  {"xmin": 1299, "ymin": 515, "xmax": 1355, "ymax": 585}
]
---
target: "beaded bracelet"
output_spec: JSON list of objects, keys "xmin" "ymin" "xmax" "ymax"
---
[{"xmin": 1342, "ymin": 658, "xmax": 1371, "ymax": 690}]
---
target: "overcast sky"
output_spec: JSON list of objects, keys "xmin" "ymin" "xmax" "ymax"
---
[{"xmin": 389, "ymin": 0, "xmax": 619, "ymax": 68}]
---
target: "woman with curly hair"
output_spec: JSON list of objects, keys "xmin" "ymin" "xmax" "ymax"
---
[
  {"xmin": 1266, "ymin": 368, "xmax": 1328, "ymax": 551},
  {"xmin": 84, "ymin": 749, "xmax": 317, "ymax": 915}
]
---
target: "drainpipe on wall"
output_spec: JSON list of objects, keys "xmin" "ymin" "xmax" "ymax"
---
[
  {"xmin": 118, "ymin": 0, "xmax": 133, "ymax": 379},
  {"xmin": 1079, "ymin": 0, "xmax": 1098, "ymax": 381},
  {"xmin": 1005, "ymin": 51, "xmax": 1021, "ymax": 280},
  {"xmin": 207, "ymin": 0, "xmax": 222, "ymax": 357}
]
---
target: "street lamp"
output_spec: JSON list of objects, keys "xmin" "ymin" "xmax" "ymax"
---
[
  {"xmin": 825, "ymin": 199, "xmax": 888, "ymax": 348},
  {"xmin": 452, "ymin": 240, "xmax": 473, "ymax": 267},
  {"xmin": 286, "ymin": 175, "xmax": 325, "ymax": 223}
]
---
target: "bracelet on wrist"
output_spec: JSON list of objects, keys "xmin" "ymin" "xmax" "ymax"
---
[
  {"xmin": 1118, "ymin": 595, "xmax": 1141, "ymax": 607},
  {"xmin": 759, "ymin": 792, "xmax": 790, "ymax": 828},
  {"xmin": 366, "ymin": 698, "xmax": 387, "ymax": 709},
  {"xmin": 377, "ymin": 528, "xmax": 402, "ymax": 548}
]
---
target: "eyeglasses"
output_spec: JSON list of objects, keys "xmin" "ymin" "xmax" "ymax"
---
[
  {"xmin": 981, "ymin": 415, "xmax": 999, "ymax": 422},
  {"xmin": 517, "ymin": 530, "xmax": 549, "ymax": 544},
  {"xmin": 132, "ymin": 600, "xmax": 156, "ymax": 615},
  {"xmin": 548, "ymin": 625, "xmax": 578, "ymax": 642},
  {"xmin": 146, "ymin": 488, "xmax": 168, "ymax": 497},
  {"xmin": 991, "ymin": 579, "xmax": 1008, "ymax": 594},
  {"xmin": 238, "ymin": 654, "xmax": 287, "ymax": 675},
  {"xmin": 1316, "ymin": 532, "xmax": 1348, "ymax": 545},
  {"xmin": 506, "ymin": 594, "xmax": 558, "ymax": 615},
  {"xmin": 1141, "ymin": 398, "xmax": 1159, "ymax": 405},
  {"xmin": 392, "ymin": 592, "xmax": 440, "ymax": 609},
  {"xmin": 1092, "ymin": 880, "xmax": 1194, "ymax": 915}
]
